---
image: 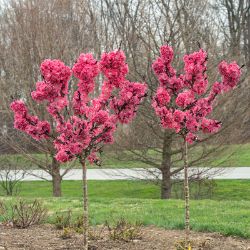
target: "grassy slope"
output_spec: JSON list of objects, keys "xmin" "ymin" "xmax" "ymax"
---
[{"xmin": 1, "ymin": 180, "xmax": 250, "ymax": 238}]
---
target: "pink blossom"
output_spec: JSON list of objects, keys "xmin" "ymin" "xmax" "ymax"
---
[
  {"xmin": 211, "ymin": 82, "xmax": 224, "ymax": 95},
  {"xmin": 183, "ymin": 49, "xmax": 207, "ymax": 87},
  {"xmin": 219, "ymin": 61, "xmax": 241, "ymax": 91},
  {"xmin": 185, "ymin": 112, "xmax": 199, "ymax": 132},
  {"xmin": 32, "ymin": 60, "xmax": 71, "ymax": 103},
  {"xmin": 160, "ymin": 45, "xmax": 174, "ymax": 64},
  {"xmin": 47, "ymin": 97, "xmax": 68, "ymax": 117},
  {"xmin": 10, "ymin": 100, "xmax": 27, "ymax": 115},
  {"xmin": 72, "ymin": 53, "xmax": 99, "ymax": 81},
  {"xmin": 41, "ymin": 59, "xmax": 71, "ymax": 85},
  {"xmin": 72, "ymin": 53, "xmax": 99, "ymax": 98},
  {"xmin": 100, "ymin": 50, "xmax": 128, "ymax": 86},
  {"xmin": 176, "ymin": 90, "xmax": 195, "ymax": 108},
  {"xmin": 157, "ymin": 108, "xmax": 174, "ymax": 129},
  {"xmin": 168, "ymin": 76, "xmax": 184, "ymax": 92},
  {"xmin": 153, "ymin": 87, "xmax": 171, "ymax": 107},
  {"xmin": 152, "ymin": 45, "xmax": 241, "ymax": 144},
  {"xmin": 193, "ymin": 79, "xmax": 208, "ymax": 95},
  {"xmin": 55, "ymin": 150, "xmax": 73, "ymax": 163},
  {"xmin": 192, "ymin": 98, "xmax": 212, "ymax": 118},
  {"xmin": 10, "ymin": 100, "xmax": 51, "ymax": 141},
  {"xmin": 92, "ymin": 110, "xmax": 109, "ymax": 124},
  {"xmin": 111, "ymin": 81, "xmax": 147, "ymax": 123},
  {"xmin": 201, "ymin": 118, "xmax": 221, "ymax": 133},
  {"xmin": 185, "ymin": 132, "xmax": 197, "ymax": 144},
  {"xmin": 87, "ymin": 151, "xmax": 99, "ymax": 164},
  {"xmin": 152, "ymin": 58, "xmax": 165, "ymax": 76},
  {"xmin": 173, "ymin": 110, "xmax": 185, "ymax": 123},
  {"xmin": 11, "ymin": 49, "xmax": 147, "ymax": 165}
]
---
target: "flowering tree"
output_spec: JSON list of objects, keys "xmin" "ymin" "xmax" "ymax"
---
[
  {"xmin": 10, "ymin": 50, "xmax": 147, "ymax": 249},
  {"xmin": 152, "ymin": 45, "xmax": 241, "ymax": 248}
]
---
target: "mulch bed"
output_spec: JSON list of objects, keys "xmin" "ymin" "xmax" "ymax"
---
[{"xmin": 0, "ymin": 224, "xmax": 250, "ymax": 250}]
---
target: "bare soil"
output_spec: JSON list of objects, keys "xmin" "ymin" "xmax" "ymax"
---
[{"xmin": 0, "ymin": 224, "xmax": 250, "ymax": 250}]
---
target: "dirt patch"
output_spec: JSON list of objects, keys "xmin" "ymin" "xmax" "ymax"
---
[{"xmin": 0, "ymin": 224, "xmax": 250, "ymax": 250}]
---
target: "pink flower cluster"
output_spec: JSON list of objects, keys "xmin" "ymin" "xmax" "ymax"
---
[
  {"xmin": 183, "ymin": 49, "xmax": 208, "ymax": 95},
  {"xmin": 53, "ymin": 113, "xmax": 116, "ymax": 162},
  {"xmin": 31, "ymin": 59, "xmax": 71, "ymax": 117},
  {"xmin": 218, "ymin": 61, "xmax": 241, "ymax": 91},
  {"xmin": 176, "ymin": 90, "xmax": 194, "ymax": 108},
  {"xmin": 100, "ymin": 50, "xmax": 129, "ymax": 87},
  {"xmin": 11, "ymin": 50, "xmax": 147, "ymax": 163},
  {"xmin": 152, "ymin": 45, "xmax": 241, "ymax": 144},
  {"xmin": 111, "ymin": 81, "xmax": 147, "ymax": 123},
  {"xmin": 10, "ymin": 100, "xmax": 50, "ymax": 140}
]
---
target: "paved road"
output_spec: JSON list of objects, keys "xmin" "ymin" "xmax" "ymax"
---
[{"xmin": 1, "ymin": 167, "xmax": 250, "ymax": 181}]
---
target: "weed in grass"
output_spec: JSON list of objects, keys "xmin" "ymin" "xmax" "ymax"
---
[
  {"xmin": 88, "ymin": 227, "xmax": 105, "ymax": 241},
  {"xmin": 0, "ymin": 200, "xmax": 6, "ymax": 215},
  {"xmin": 105, "ymin": 217, "xmax": 142, "ymax": 242},
  {"xmin": 54, "ymin": 210, "xmax": 72, "ymax": 229},
  {"xmin": 0, "ymin": 200, "xmax": 9, "ymax": 224},
  {"xmin": 175, "ymin": 240, "xmax": 193, "ymax": 250},
  {"xmin": 60, "ymin": 227, "xmax": 74, "ymax": 239}
]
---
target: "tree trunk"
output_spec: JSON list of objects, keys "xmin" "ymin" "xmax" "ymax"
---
[
  {"xmin": 81, "ymin": 160, "xmax": 88, "ymax": 250},
  {"xmin": 247, "ymin": 10, "xmax": 250, "ymax": 68},
  {"xmin": 51, "ymin": 158, "xmax": 62, "ymax": 197},
  {"xmin": 160, "ymin": 130, "xmax": 172, "ymax": 199},
  {"xmin": 183, "ymin": 139, "xmax": 190, "ymax": 249},
  {"xmin": 161, "ymin": 169, "xmax": 171, "ymax": 199}
]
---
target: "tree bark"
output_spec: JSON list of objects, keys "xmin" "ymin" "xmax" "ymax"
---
[
  {"xmin": 183, "ymin": 139, "xmax": 190, "ymax": 249},
  {"xmin": 81, "ymin": 159, "xmax": 88, "ymax": 250},
  {"xmin": 247, "ymin": 9, "xmax": 250, "ymax": 68},
  {"xmin": 51, "ymin": 158, "xmax": 62, "ymax": 197},
  {"xmin": 160, "ymin": 130, "xmax": 172, "ymax": 199}
]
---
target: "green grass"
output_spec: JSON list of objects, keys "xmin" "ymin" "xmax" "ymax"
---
[
  {"xmin": 211, "ymin": 144, "xmax": 250, "ymax": 167},
  {"xmin": 1, "ymin": 179, "xmax": 250, "ymax": 201},
  {"xmin": 1, "ymin": 180, "xmax": 250, "ymax": 238},
  {"xmin": 0, "ymin": 152, "xmax": 148, "ymax": 169},
  {"xmin": 1, "ymin": 143, "xmax": 250, "ymax": 168},
  {"xmin": 1, "ymin": 197, "xmax": 250, "ymax": 238}
]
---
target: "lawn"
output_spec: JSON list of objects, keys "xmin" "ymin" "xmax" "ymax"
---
[
  {"xmin": 2, "ymin": 179, "xmax": 250, "ymax": 201},
  {"xmin": 1, "ymin": 143, "xmax": 250, "ymax": 169},
  {"xmin": 1, "ymin": 180, "xmax": 250, "ymax": 238}
]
